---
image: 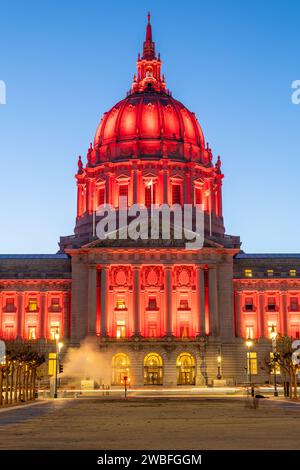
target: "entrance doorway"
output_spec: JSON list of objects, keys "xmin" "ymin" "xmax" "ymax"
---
[
  {"xmin": 144, "ymin": 353, "xmax": 163, "ymax": 385},
  {"xmin": 112, "ymin": 353, "xmax": 130, "ymax": 385},
  {"xmin": 176, "ymin": 352, "xmax": 196, "ymax": 385}
]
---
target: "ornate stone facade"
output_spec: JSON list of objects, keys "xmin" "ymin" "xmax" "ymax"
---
[{"xmin": 0, "ymin": 16, "xmax": 298, "ymax": 387}]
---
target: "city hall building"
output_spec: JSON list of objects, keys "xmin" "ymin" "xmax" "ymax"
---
[{"xmin": 1, "ymin": 16, "xmax": 299, "ymax": 387}]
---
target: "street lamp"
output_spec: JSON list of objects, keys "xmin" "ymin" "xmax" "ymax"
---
[
  {"xmin": 217, "ymin": 355, "xmax": 222, "ymax": 380},
  {"xmin": 54, "ymin": 331, "xmax": 62, "ymax": 399},
  {"xmin": 123, "ymin": 375, "xmax": 129, "ymax": 399},
  {"xmin": 245, "ymin": 337, "xmax": 254, "ymax": 396},
  {"xmin": 270, "ymin": 325, "xmax": 278, "ymax": 397}
]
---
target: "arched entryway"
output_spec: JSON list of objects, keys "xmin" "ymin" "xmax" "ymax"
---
[
  {"xmin": 144, "ymin": 353, "xmax": 163, "ymax": 385},
  {"xmin": 176, "ymin": 352, "xmax": 196, "ymax": 385},
  {"xmin": 112, "ymin": 353, "xmax": 130, "ymax": 385}
]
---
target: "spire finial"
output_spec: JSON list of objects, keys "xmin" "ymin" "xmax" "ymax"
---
[
  {"xmin": 142, "ymin": 11, "xmax": 155, "ymax": 60},
  {"xmin": 131, "ymin": 14, "xmax": 166, "ymax": 93},
  {"xmin": 145, "ymin": 11, "xmax": 152, "ymax": 43}
]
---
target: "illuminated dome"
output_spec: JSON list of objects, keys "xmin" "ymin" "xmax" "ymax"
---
[
  {"xmin": 62, "ymin": 13, "xmax": 232, "ymax": 251},
  {"xmin": 94, "ymin": 92, "xmax": 205, "ymax": 162},
  {"xmin": 89, "ymin": 13, "xmax": 209, "ymax": 165}
]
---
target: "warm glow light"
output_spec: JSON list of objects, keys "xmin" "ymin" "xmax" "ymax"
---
[
  {"xmin": 58, "ymin": 342, "xmax": 63, "ymax": 352},
  {"xmin": 217, "ymin": 355, "xmax": 222, "ymax": 364},
  {"xmin": 55, "ymin": 332, "xmax": 60, "ymax": 342},
  {"xmin": 270, "ymin": 325, "xmax": 277, "ymax": 340},
  {"xmin": 246, "ymin": 338, "xmax": 253, "ymax": 348},
  {"xmin": 146, "ymin": 179, "xmax": 153, "ymax": 187}
]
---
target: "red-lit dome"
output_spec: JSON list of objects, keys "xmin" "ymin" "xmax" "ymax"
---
[
  {"xmin": 90, "ymin": 13, "xmax": 207, "ymax": 164},
  {"xmin": 66, "ymin": 13, "xmax": 227, "ymax": 251},
  {"xmin": 94, "ymin": 92, "xmax": 205, "ymax": 161}
]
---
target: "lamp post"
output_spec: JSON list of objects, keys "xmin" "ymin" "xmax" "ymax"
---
[
  {"xmin": 270, "ymin": 325, "xmax": 278, "ymax": 397},
  {"xmin": 246, "ymin": 337, "xmax": 254, "ymax": 395},
  {"xmin": 217, "ymin": 355, "xmax": 222, "ymax": 380},
  {"xmin": 123, "ymin": 375, "xmax": 129, "ymax": 399},
  {"xmin": 54, "ymin": 332, "xmax": 63, "ymax": 399}
]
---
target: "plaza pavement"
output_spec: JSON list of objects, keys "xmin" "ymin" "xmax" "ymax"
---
[{"xmin": 0, "ymin": 396, "xmax": 300, "ymax": 450}]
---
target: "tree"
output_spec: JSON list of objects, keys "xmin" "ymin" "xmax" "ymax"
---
[
  {"xmin": 270, "ymin": 335, "xmax": 299, "ymax": 400},
  {"xmin": 0, "ymin": 340, "xmax": 45, "ymax": 406}
]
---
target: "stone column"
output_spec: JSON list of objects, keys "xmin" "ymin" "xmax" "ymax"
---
[
  {"xmin": 165, "ymin": 266, "xmax": 172, "ymax": 336},
  {"xmin": 63, "ymin": 292, "xmax": 70, "ymax": 339},
  {"xmin": 87, "ymin": 266, "xmax": 98, "ymax": 335},
  {"xmin": 105, "ymin": 171, "xmax": 110, "ymax": 205},
  {"xmin": 40, "ymin": 292, "xmax": 46, "ymax": 340},
  {"xmin": 163, "ymin": 169, "xmax": 168, "ymax": 204},
  {"xmin": 196, "ymin": 267, "xmax": 205, "ymax": 335},
  {"xmin": 184, "ymin": 171, "xmax": 191, "ymax": 204},
  {"xmin": 132, "ymin": 167, "xmax": 138, "ymax": 204},
  {"xmin": 17, "ymin": 292, "xmax": 23, "ymax": 338},
  {"xmin": 70, "ymin": 260, "xmax": 89, "ymax": 343},
  {"xmin": 208, "ymin": 267, "xmax": 218, "ymax": 336},
  {"xmin": 100, "ymin": 267, "xmax": 108, "ymax": 337},
  {"xmin": 259, "ymin": 292, "xmax": 265, "ymax": 338},
  {"xmin": 280, "ymin": 291, "xmax": 288, "ymax": 335},
  {"xmin": 235, "ymin": 291, "xmax": 242, "ymax": 337},
  {"xmin": 133, "ymin": 266, "xmax": 140, "ymax": 336}
]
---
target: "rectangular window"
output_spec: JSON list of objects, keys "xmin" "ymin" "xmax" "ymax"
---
[
  {"xmin": 145, "ymin": 184, "xmax": 156, "ymax": 208},
  {"xmin": 267, "ymin": 269, "xmax": 274, "ymax": 277},
  {"xmin": 4, "ymin": 324, "xmax": 14, "ymax": 340},
  {"xmin": 50, "ymin": 324, "xmax": 60, "ymax": 341},
  {"xmin": 28, "ymin": 299, "xmax": 38, "ymax": 312},
  {"xmin": 290, "ymin": 297, "xmax": 299, "ymax": 311},
  {"xmin": 148, "ymin": 297, "xmax": 157, "ymax": 310},
  {"xmin": 119, "ymin": 185, "xmax": 128, "ymax": 203},
  {"xmin": 270, "ymin": 352, "xmax": 280, "ymax": 375},
  {"xmin": 267, "ymin": 297, "xmax": 276, "ymax": 311},
  {"xmin": 148, "ymin": 323, "xmax": 157, "ymax": 338},
  {"xmin": 116, "ymin": 321, "xmax": 126, "ymax": 339},
  {"xmin": 180, "ymin": 323, "xmax": 189, "ymax": 338},
  {"xmin": 195, "ymin": 188, "xmax": 202, "ymax": 205},
  {"xmin": 172, "ymin": 184, "xmax": 182, "ymax": 205},
  {"xmin": 247, "ymin": 351, "xmax": 257, "ymax": 375},
  {"xmin": 116, "ymin": 299, "xmax": 126, "ymax": 310},
  {"xmin": 28, "ymin": 326, "xmax": 37, "ymax": 341},
  {"xmin": 289, "ymin": 269, "xmax": 297, "ymax": 277},
  {"xmin": 50, "ymin": 298, "xmax": 61, "ymax": 312},
  {"xmin": 245, "ymin": 326, "xmax": 254, "ymax": 339},
  {"xmin": 244, "ymin": 269, "xmax": 253, "ymax": 278},
  {"xmin": 97, "ymin": 187, "xmax": 105, "ymax": 207},
  {"xmin": 290, "ymin": 324, "xmax": 300, "ymax": 339},
  {"xmin": 5, "ymin": 298, "xmax": 15, "ymax": 312},
  {"xmin": 245, "ymin": 297, "xmax": 254, "ymax": 311},
  {"xmin": 179, "ymin": 299, "xmax": 189, "ymax": 310}
]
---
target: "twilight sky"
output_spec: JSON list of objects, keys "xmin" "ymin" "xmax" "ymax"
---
[{"xmin": 0, "ymin": 0, "xmax": 299, "ymax": 253}]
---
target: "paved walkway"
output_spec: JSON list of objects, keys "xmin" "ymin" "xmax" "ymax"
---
[{"xmin": 0, "ymin": 397, "xmax": 300, "ymax": 449}]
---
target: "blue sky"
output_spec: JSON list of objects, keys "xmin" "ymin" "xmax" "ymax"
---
[{"xmin": 0, "ymin": 0, "xmax": 299, "ymax": 253}]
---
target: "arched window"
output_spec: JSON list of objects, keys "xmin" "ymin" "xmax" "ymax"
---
[
  {"xmin": 112, "ymin": 353, "xmax": 130, "ymax": 385},
  {"xmin": 144, "ymin": 352, "xmax": 163, "ymax": 385},
  {"xmin": 176, "ymin": 352, "xmax": 196, "ymax": 385}
]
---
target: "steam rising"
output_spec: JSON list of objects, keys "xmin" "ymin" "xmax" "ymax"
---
[{"xmin": 61, "ymin": 338, "xmax": 111, "ymax": 386}]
